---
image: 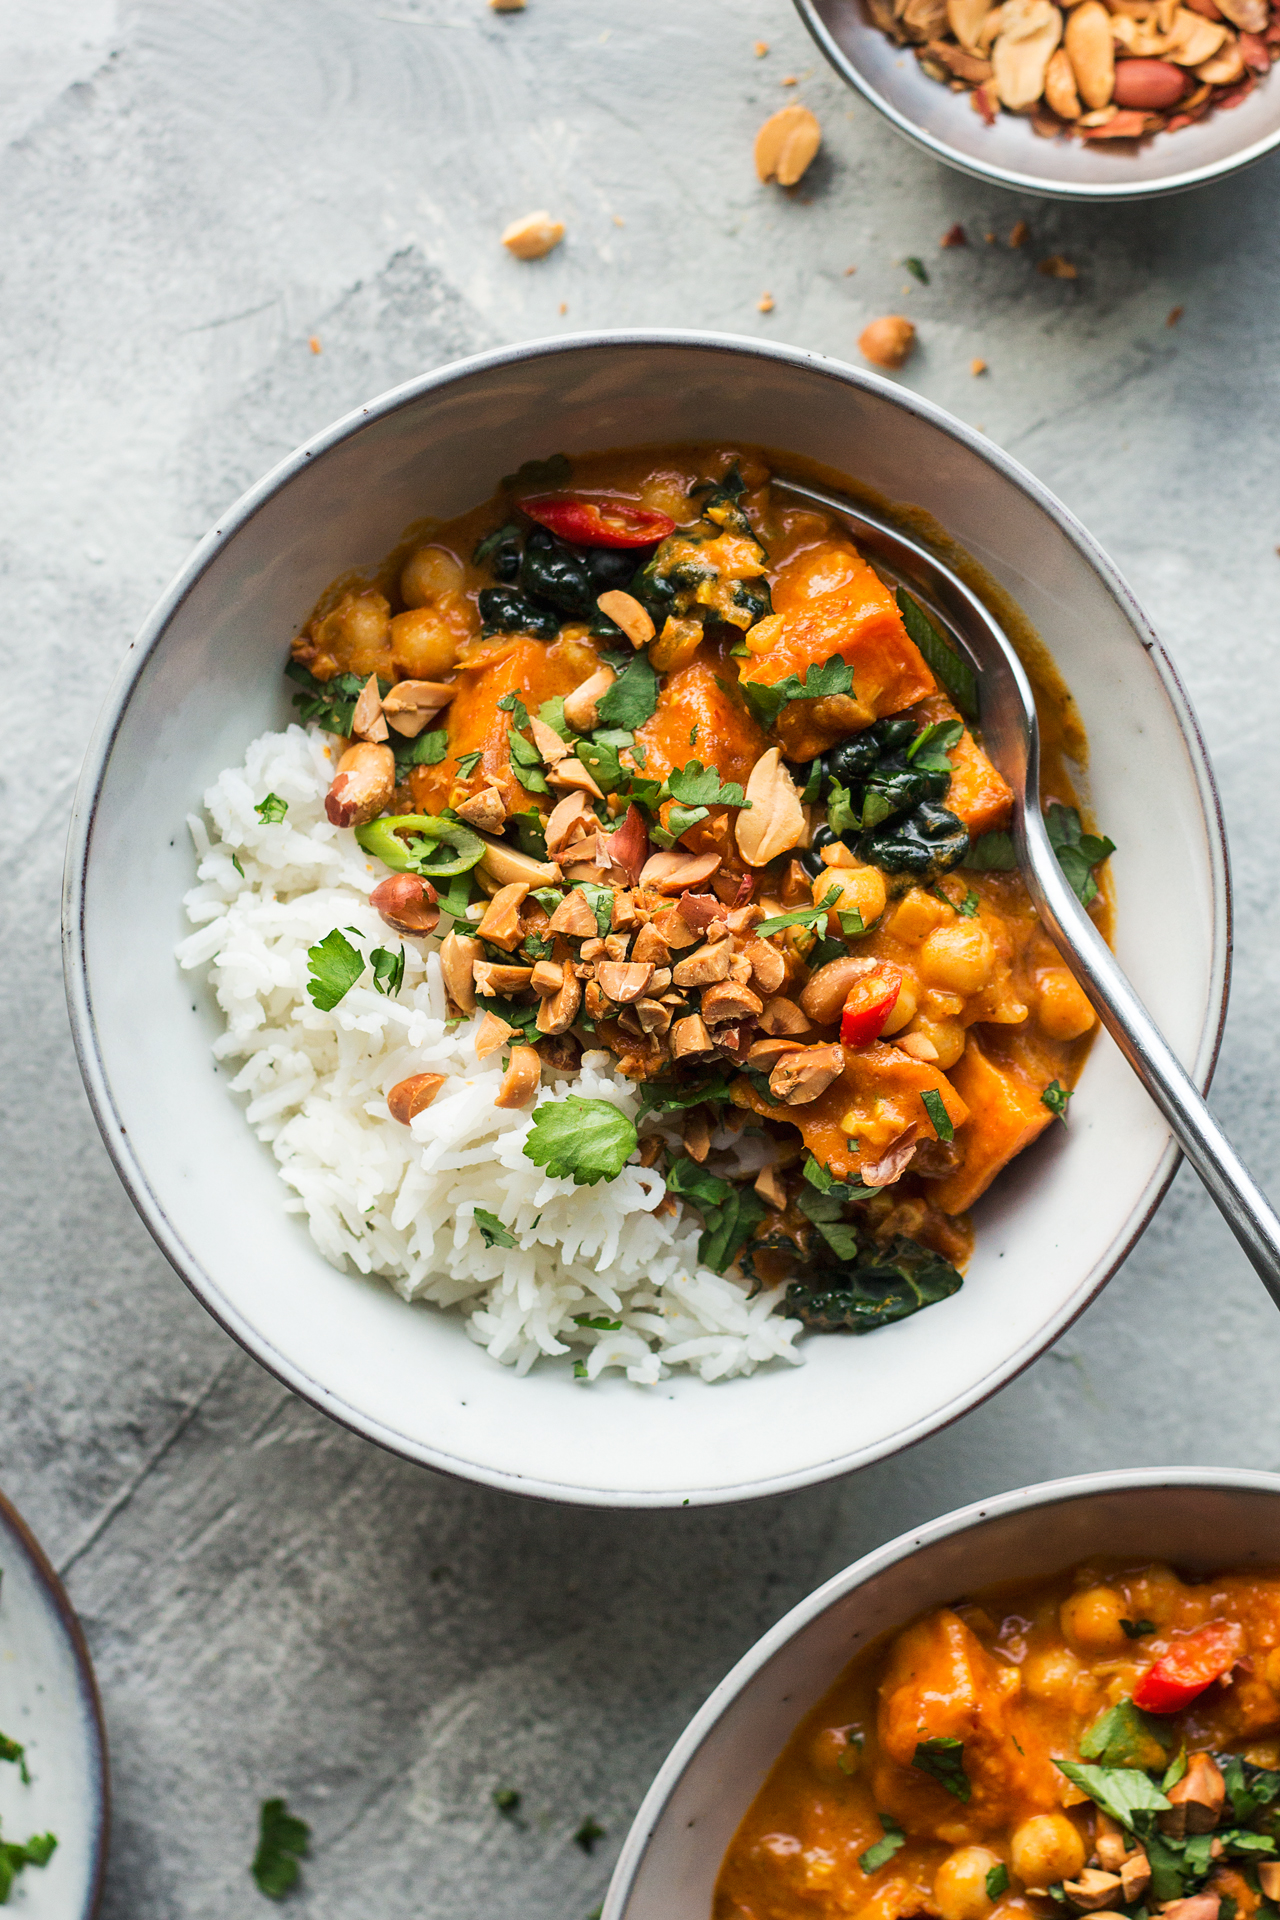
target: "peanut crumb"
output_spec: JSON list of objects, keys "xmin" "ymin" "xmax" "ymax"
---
[
  {"xmin": 559, "ymin": 301, "xmax": 568, "ymax": 315},
  {"xmin": 490, "ymin": 0, "xmax": 526, "ymax": 9},
  {"xmin": 782, "ymin": 73, "xmax": 798, "ymax": 84},
  {"xmin": 502, "ymin": 210, "xmax": 565, "ymax": 260},
  {"xmin": 941, "ymin": 222, "xmax": 967, "ymax": 247},
  {"xmin": 1038, "ymin": 254, "xmax": 1077, "ymax": 279},
  {"xmin": 971, "ymin": 357, "xmax": 987, "ymax": 375},
  {"xmin": 755, "ymin": 38, "xmax": 770, "ymax": 54},
  {"xmin": 1167, "ymin": 304, "xmax": 1184, "ymax": 326},
  {"xmin": 308, "ymin": 335, "xmax": 322, "ymax": 355},
  {"xmin": 758, "ymin": 292, "xmax": 775, "ymax": 312},
  {"xmin": 613, "ymin": 214, "xmax": 625, "ymax": 226},
  {"xmin": 985, "ymin": 231, "xmax": 996, "ymax": 243},
  {"xmin": 844, "ymin": 264, "xmax": 857, "ymax": 275},
  {"xmin": 1009, "ymin": 219, "xmax": 1030, "ymax": 247}
]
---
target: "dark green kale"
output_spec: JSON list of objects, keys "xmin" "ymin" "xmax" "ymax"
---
[{"xmin": 786, "ymin": 1236, "xmax": 963, "ymax": 1333}]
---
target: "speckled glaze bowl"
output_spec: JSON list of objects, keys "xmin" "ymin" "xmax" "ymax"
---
[
  {"xmin": 606, "ymin": 1468, "xmax": 1280, "ymax": 1918},
  {"xmin": 64, "ymin": 331, "xmax": 1228, "ymax": 1507},
  {"xmin": 796, "ymin": 0, "xmax": 1280, "ymax": 199},
  {"xmin": 0, "ymin": 1489, "xmax": 109, "ymax": 1919}
]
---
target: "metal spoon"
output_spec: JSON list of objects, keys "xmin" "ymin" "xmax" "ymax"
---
[{"xmin": 774, "ymin": 476, "xmax": 1280, "ymax": 1305}]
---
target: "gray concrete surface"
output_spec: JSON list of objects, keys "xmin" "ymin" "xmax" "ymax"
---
[{"xmin": 3, "ymin": 1, "xmax": 1280, "ymax": 1913}]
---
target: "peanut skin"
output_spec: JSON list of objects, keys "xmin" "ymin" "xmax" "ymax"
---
[
  {"xmin": 370, "ymin": 873, "xmax": 440, "ymax": 936},
  {"xmin": 325, "ymin": 742, "xmax": 395, "ymax": 827},
  {"xmin": 1112, "ymin": 58, "xmax": 1188, "ymax": 106}
]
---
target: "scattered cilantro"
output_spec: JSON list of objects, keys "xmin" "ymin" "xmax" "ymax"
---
[
  {"xmin": 596, "ymin": 651, "xmax": 659, "ymax": 731},
  {"xmin": 859, "ymin": 1818, "xmax": 906, "ymax": 1874},
  {"xmin": 1080, "ymin": 1700, "xmax": 1172, "ymax": 1770},
  {"xmin": 665, "ymin": 1158, "xmax": 767, "ymax": 1272},
  {"xmin": 637, "ymin": 1076, "xmax": 735, "ymax": 1115},
  {"xmin": 574, "ymin": 1817, "xmax": 607, "ymax": 1853},
  {"xmin": 987, "ymin": 1864, "xmax": 1009, "ymax": 1901},
  {"xmin": 455, "ymin": 748, "xmax": 483, "ymax": 779},
  {"xmin": 523, "ymin": 1097, "xmax": 638, "ymax": 1185},
  {"xmin": 255, "ymin": 793, "xmax": 288, "ymax": 824},
  {"xmin": 522, "ymin": 930, "xmax": 555, "ymax": 962},
  {"xmin": 666, "ymin": 760, "xmax": 749, "ymax": 810},
  {"xmin": 1122, "ymin": 1618, "xmax": 1157, "ymax": 1639},
  {"xmin": 1219, "ymin": 1753, "xmax": 1280, "ymax": 1823},
  {"xmin": 802, "ymin": 1155, "xmax": 876, "ymax": 1200},
  {"xmin": 1047, "ymin": 803, "xmax": 1116, "ymax": 907},
  {"xmin": 502, "ymin": 451, "xmax": 571, "ymax": 491},
  {"xmin": 741, "ymin": 655, "xmax": 855, "ymax": 732},
  {"xmin": 435, "ymin": 870, "xmax": 475, "ymax": 920},
  {"xmin": 251, "ymin": 1798, "xmax": 310, "ymax": 1900},
  {"xmin": 827, "ymin": 779, "xmax": 861, "ymax": 836},
  {"xmin": 0, "ymin": 1830, "xmax": 57, "ymax": 1903},
  {"xmin": 306, "ymin": 929, "xmax": 364, "ymax": 1010},
  {"xmin": 538, "ymin": 694, "xmax": 574, "ymax": 741},
  {"xmin": 573, "ymin": 1360, "xmax": 589, "ymax": 1379},
  {"xmin": 755, "ymin": 890, "xmax": 840, "ymax": 939},
  {"xmin": 839, "ymin": 907, "xmax": 866, "ymax": 938},
  {"xmin": 921, "ymin": 1088, "xmax": 954, "ymax": 1142},
  {"xmin": 0, "ymin": 1735, "xmax": 29, "ymax": 1785},
  {"xmin": 232, "ymin": 853, "xmax": 245, "ymax": 878},
  {"xmin": 474, "ymin": 1208, "xmax": 516, "ymax": 1249},
  {"xmin": 493, "ymin": 1786, "xmax": 523, "ymax": 1817},
  {"xmin": 798, "ymin": 1183, "xmax": 860, "ymax": 1262},
  {"xmin": 1163, "ymin": 1748, "xmax": 1190, "ymax": 1793},
  {"xmin": 1042, "ymin": 1080, "xmax": 1072, "ymax": 1121},
  {"xmin": 571, "ymin": 882, "xmax": 615, "ymax": 938},
  {"xmin": 666, "ymin": 1156, "xmax": 734, "ymax": 1212},
  {"xmin": 895, "ymin": 589, "xmax": 978, "ymax": 720},
  {"xmin": 913, "ymin": 1736, "xmax": 970, "ymax": 1801},
  {"xmin": 907, "ymin": 718, "xmax": 964, "ymax": 771},
  {"xmin": 956, "ymin": 889, "xmax": 979, "ymax": 917},
  {"xmin": 370, "ymin": 945, "xmax": 405, "ymax": 998},
  {"xmin": 1054, "ymin": 1759, "xmax": 1171, "ymax": 1829},
  {"xmin": 963, "ymin": 830, "xmax": 1017, "ymax": 872},
  {"xmin": 577, "ymin": 735, "xmax": 625, "ymax": 792},
  {"xmin": 393, "ymin": 728, "xmax": 449, "ymax": 769},
  {"xmin": 284, "ymin": 660, "xmax": 372, "ymax": 734},
  {"xmin": 905, "ymin": 255, "xmax": 929, "ymax": 283},
  {"xmin": 476, "ymin": 993, "xmax": 540, "ymax": 1042},
  {"xmin": 574, "ymin": 1313, "xmax": 623, "ymax": 1331}
]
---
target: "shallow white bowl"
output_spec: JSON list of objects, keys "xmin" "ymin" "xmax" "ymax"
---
[
  {"xmin": 607, "ymin": 1467, "xmax": 1280, "ymax": 1918},
  {"xmin": 797, "ymin": 0, "xmax": 1280, "ymax": 200},
  {"xmin": 0, "ymin": 1490, "xmax": 108, "ymax": 1919},
  {"xmin": 63, "ymin": 331, "xmax": 1228, "ymax": 1508}
]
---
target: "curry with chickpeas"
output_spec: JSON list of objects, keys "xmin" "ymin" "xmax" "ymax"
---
[
  {"xmin": 716, "ymin": 1561, "xmax": 1280, "ymax": 1920},
  {"xmin": 285, "ymin": 444, "xmax": 1112, "ymax": 1338}
]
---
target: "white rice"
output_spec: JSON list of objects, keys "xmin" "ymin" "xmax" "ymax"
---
[{"xmin": 176, "ymin": 724, "xmax": 804, "ymax": 1384}]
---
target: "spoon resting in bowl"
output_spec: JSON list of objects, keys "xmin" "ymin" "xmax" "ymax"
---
[{"xmin": 775, "ymin": 476, "xmax": 1280, "ymax": 1306}]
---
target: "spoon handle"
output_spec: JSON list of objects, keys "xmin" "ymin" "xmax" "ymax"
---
[{"xmin": 1020, "ymin": 812, "xmax": 1280, "ymax": 1307}]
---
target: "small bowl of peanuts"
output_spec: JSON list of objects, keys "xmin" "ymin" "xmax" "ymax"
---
[{"xmin": 795, "ymin": 0, "xmax": 1280, "ymax": 196}]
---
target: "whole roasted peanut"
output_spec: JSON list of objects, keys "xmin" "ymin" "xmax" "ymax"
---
[
  {"xmin": 501, "ymin": 210, "xmax": 565, "ymax": 259},
  {"xmin": 754, "ymin": 103, "xmax": 822, "ymax": 186},
  {"xmin": 800, "ymin": 954, "xmax": 884, "ymax": 1025},
  {"xmin": 1045, "ymin": 45, "xmax": 1083, "ymax": 114},
  {"xmin": 1065, "ymin": 1, "xmax": 1115, "ymax": 107},
  {"xmin": 858, "ymin": 316, "xmax": 916, "ymax": 370},
  {"xmin": 370, "ymin": 873, "xmax": 439, "ymax": 936},
  {"xmin": 1113, "ymin": 56, "xmax": 1187, "ymax": 103},
  {"xmin": 387, "ymin": 1073, "xmax": 446, "ymax": 1125},
  {"xmin": 325, "ymin": 742, "xmax": 395, "ymax": 827},
  {"xmin": 1217, "ymin": 0, "xmax": 1266, "ymax": 29}
]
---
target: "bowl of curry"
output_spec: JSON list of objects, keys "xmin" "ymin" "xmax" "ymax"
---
[
  {"xmin": 65, "ymin": 333, "xmax": 1228, "ymax": 1503},
  {"xmin": 606, "ymin": 1468, "xmax": 1280, "ymax": 1914}
]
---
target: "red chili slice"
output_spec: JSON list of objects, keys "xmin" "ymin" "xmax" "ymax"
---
[
  {"xmin": 1132, "ymin": 1620, "xmax": 1244, "ymax": 1713},
  {"xmin": 521, "ymin": 494, "xmax": 675, "ymax": 549},
  {"xmin": 839, "ymin": 966, "xmax": 903, "ymax": 1048}
]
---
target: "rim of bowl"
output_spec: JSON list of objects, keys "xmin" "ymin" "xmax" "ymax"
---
[
  {"xmin": 0, "ymin": 1487, "xmax": 110, "ymax": 1918},
  {"xmin": 793, "ymin": 0, "xmax": 1280, "ymax": 202},
  {"xmin": 605, "ymin": 1464, "xmax": 1280, "ymax": 1915},
  {"xmin": 62, "ymin": 329, "xmax": 1232, "ymax": 1508}
]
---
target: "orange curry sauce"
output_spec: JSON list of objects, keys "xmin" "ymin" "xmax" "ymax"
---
[{"xmin": 716, "ymin": 1564, "xmax": 1280, "ymax": 1920}]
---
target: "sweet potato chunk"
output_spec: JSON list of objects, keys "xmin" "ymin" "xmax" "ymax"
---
[
  {"xmin": 914, "ymin": 694, "xmax": 1013, "ymax": 837},
  {"xmin": 928, "ymin": 1037, "xmax": 1054, "ymax": 1214},
  {"xmin": 731, "ymin": 1040, "xmax": 969, "ymax": 1182},
  {"xmin": 636, "ymin": 643, "xmax": 767, "ymax": 788}
]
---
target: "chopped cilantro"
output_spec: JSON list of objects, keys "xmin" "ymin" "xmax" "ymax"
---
[
  {"xmin": 895, "ymin": 589, "xmax": 978, "ymax": 719},
  {"xmin": 370, "ymin": 945, "xmax": 405, "ymax": 998},
  {"xmin": 987, "ymin": 1864, "xmax": 1009, "ymax": 1900},
  {"xmin": 0, "ymin": 1735, "xmax": 29, "ymax": 1785},
  {"xmin": 913, "ymin": 1736, "xmax": 970, "ymax": 1801},
  {"xmin": 741, "ymin": 655, "xmax": 855, "ymax": 732},
  {"xmin": 573, "ymin": 1313, "xmax": 623, "ymax": 1331},
  {"xmin": 956, "ymin": 889, "xmax": 979, "ymax": 917},
  {"xmin": 905, "ymin": 255, "xmax": 929, "ymax": 283},
  {"xmin": 921, "ymin": 1088, "xmax": 954, "ymax": 1142},
  {"xmin": 231, "ymin": 853, "xmax": 245, "ymax": 878},
  {"xmin": 306, "ymin": 929, "xmax": 364, "ymax": 1010},
  {"xmin": 596, "ymin": 651, "xmax": 659, "ymax": 730},
  {"xmin": 1047, "ymin": 803, "xmax": 1116, "ymax": 907},
  {"xmin": 474, "ymin": 1208, "xmax": 516, "ymax": 1249},
  {"xmin": 538, "ymin": 694, "xmax": 573, "ymax": 741},
  {"xmin": 1080, "ymin": 1699, "xmax": 1172, "ymax": 1770},
  {"xmin": 573, "ymin": 1360, "xmax": 588, "ymax": 1379},
  {"xmin": 963, "ymin": 830, "xmax": 1018, "ymax": 872},
  {"xmin": 1042, "ymin": 1080, "xmax": 1072, "ymax": 1121},
  {"xmin": 255, "ymin": 792, "xmax": 288, "ymax": 823},
  {"xmin": 859, "ymin": 1818, "xmax": 906, "ymax": 1873},
  {"xmin": 0, "ymin": 1829, "xmax": 57, "ymax": 1902},
  {"xmin": 755, "ymin": 890, "xmax": 840, "ymax": 938},
  {"xmin": 493, "ymin": 1786, "xmax": 523, "ymax": 1816},
  {"xmin": 907, "ymin": 718, "xmax": 963, "ymax": 770},
  {"xmin": 666, "ymin": 760, "xmax": 749, "ymax": 810},
  {"xmin": 798, "ymin": 1183, "xmax": 860, "ymax": 1261},
  {"xmin": 827, "ymin": 779, "xmax": 861, "ymax": 836},
  {"xmin": 636, "ymin": 1076, "xmax": 736, "ymax": 1115},
  {"xmin": 476, "ymin": 993, "xmax": 540, "ymax": 1042},
  {"xmin": 666, "ymin": 1157, "xmax": 734, "ymax": 1212},
  {"xmin": 285, "ymin": 660, "xmax": 371, "ymax": 734},
  {"xmin": 1122, "ymin": 1618, "xmax": 1157, "ymax": 1639},
  {"xmin": 664, "ymin": 1157, "xmax": 767, "ymax": 1272},
  {"xmin": 571, "ymin": 882, "xmax": 615, "ymax": 938},
  {"xmin": 523, "ymin": 1097, "xmax": 638, "ymax": 1185},
  {"xmin": 252, "ymin": 1797, "xmax": 310, "ymax": 1900},
  {"xmin": 574, "ymin": 1816, "xmax": 606, "ymax": 1854},
  {"xmin": 839, "ymin": 907, "xmax": 866, "ymax": 938},
  {"xmin": 455, "ymin": 748, "xmax": 483, "ymax": 779},
  {"xmin": 1054, "ymin": 1758, "xmax": 1171, "ymax": 1829},
  {"xmin": 393, "ymin": 727, "xmax": 449, "ymax": 769}
]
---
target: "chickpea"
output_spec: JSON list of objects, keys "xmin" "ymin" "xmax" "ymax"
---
[
  {"xmin": 935, "ymin": 1847, "xmax": 1003, "ymax": 1920},
  {"xmin": 887, "ymin": 887, "xmax": 951, "ymax": 945},
  {"xmin": 401, "ymin": 545, "xmax": 464, "ymax": 608},
  {"xmin": 1035, "ymin": 967, "xmax": 1096, "ymax": 1042},
  {"xmin": 813, "ymin": 864, "xmax": 887, "ymax": 929},
  {"xmin": 906, "ymin": 1016, "xmax": 966, "ymax": 1070},
  {"xmin": 1009, "ymin": 1815, "xmax": 1085, "ymax": 1890},
  {"xmin": 311, "ymin": 589, "xmax": 394, "ymax": 679},
  {"xmin": 1060, "ymin": 1587, "xmax": 1131, "ymax": 1655},
  {"xmin": 1023, "ymin": 1645, "xmax": 1087, "ymax": 1705},
  {"xmin": 880, "ymin": 976, "xmax": 919, "ymax": 1036},
  {"xmin": 918, "ymin": 921, "xmax": 995, "ymax": 996},
  {"xmin": 390, "ymin": 607, "xmax": 460, "ymax": 680}
]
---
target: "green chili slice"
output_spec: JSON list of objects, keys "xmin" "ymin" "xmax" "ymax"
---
[{"xmin": 354, "ymin": 813, "xmax": 485, "ymax": 879}]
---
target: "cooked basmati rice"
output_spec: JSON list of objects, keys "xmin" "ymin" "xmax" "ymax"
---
[{"xmin": 176, "ymin": 724, "xmax": 804, "ymax": 1384}]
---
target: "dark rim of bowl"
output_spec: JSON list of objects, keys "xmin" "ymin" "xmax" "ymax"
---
[
  {"xmin": 605, "ymin": 1465, "xmax": 1280, "ymax": 1916},
  {"xmin": 0, "ymin": 1487, "xmax": 110, "ymax": 1917},
  {"xmin": 61, "ymin": 329, "xmax": 1232, "ymax": 1508},
  {"xmin": 793, "ymin": 0, "xmax": 1280, "ymax": 203}
]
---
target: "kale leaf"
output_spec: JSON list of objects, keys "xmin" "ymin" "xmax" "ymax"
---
[{"xmin": 786, "ymin": 1236, "xmax": 963, "ymax": 1333}]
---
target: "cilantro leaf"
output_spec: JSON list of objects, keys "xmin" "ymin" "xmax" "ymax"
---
[
  {"xmin": 665, "ymin": 1156, "xmax": 733, "ymax": 1212},
  {"xmin": 666, "ymin": 760, "xmax": 749, "ymax": 809},
  {"xmin": 698, "ymin": 1185, "xmax": 768, "ymax": 1275},
  {"xmin": 741, "ymin": 655, "xmax": 855, "ymax": 732},
  {"xmin": 905, "ymin": 255, "xmax": 929, "ymax": 283},
  {"xmin": 921, "ymin": 1088, "xmax": 954, "ymax": 1142},
  {"xmin": 860, "ymin": 1819, "xmax": 907, "ymax": 1874},
  {"xmin": 907, "ymin": 719, "xmax": 964, "ymax": 771},
  {"xmin": 573, "ymin": 1313, "xmax": 623, "ymax": 1331},
  {"xmin": 523, "ymin": 1097, "xmax": 638, "ymax": 1185},
  {"xmin": 650, "ymin": 801, "xmax": 710, "ymax": 848},
  {"xmin": 1080, "ymin": 1700, "xmax": 1172, "ymax": 1770},
  {"xmin": 538, "ymin": 694, "xmax": 573, "ymax": 741},
  {"xmin": 255, "ymin": 793, "xmax": 288, "ymax": 824},
  {"xmin": 913, "ymin": 1736, "xmax": 970, "ymax": 1801},
  {"xmin": 895, "ymin": 589, "xmax": 978, "ymax": 720},
  {"xmin": 1218, "ymin": 1752, "xmax": 1280, "ymax": 1823},
  {"xmin": 455, "ymin": 748, "xmax": 483, "ymax": 779},
  {"xmin": 827, "ymin": 780, "xmax": 861, "ymax": 836},
  {"xmin": 1047, "ymin": 804, "xmax": 1116, "ymax": 907},
  {"xmin": 637, "ymin": 1075, "xmax": 736, "ymax": 1115},
  {"xmin": 574, "ymin": 1816, "xmax": 607, "ymax": 1854},
  {"xmin": 963, "ymin": 830, "xmax": 1017, "ymax": 872},
  {"xmin": 370, "ymin": 945, "xmax": 405, "ymax": 998},
  {"xmin": 393, "ymin": 727, "xmax": 449, "ymax": 769},
  {"xmin": 956, "ymin": 889, "xmax": 979, "ymax": 917},
  {"xmin": 476, "ymin": 993, "xmax": 540, "ymax": 1042},
  {"xmin": 755, "ymin": 892, "xmax": 839, "ymax": 938},
  {"xmin": 474, "ymin": 1208, "xmax": 516, "ymax": 1248},
  {"xmin": 596, "ymin": 652, "xmax": 659, "ymax": 731},
  {"xmin": 285, "ymin": 660, "xmax": 373, "ymax": 734},
  {"xmin": 1054, "ymin": 1759, "xmax": 1171, "ymax": 1830},
  {"xmin": 987, "ymin": 1865, "xmax": 1009, "ymax": 1901},
  {"xmin": 306, "ymin": 929, "xmax": 364, "ymax": 1010},
  {"xmin": 571, "ymin": 882, "xmax": 615, "ymax": 938},
  {"xmin": 577, "ymin": 735, "xmax": 624, "ymax": 792},
  {"xmin": 1042, "ymin": 1080, "xmax": 1072, "ymax": 1121},
  {"xmin": 252, "ymin": 1797, "xmax": 310, "ymax": 1900},
  {"xmin": 0, "ymin": 1734, "xmax": 30, "ymax": 1784}
]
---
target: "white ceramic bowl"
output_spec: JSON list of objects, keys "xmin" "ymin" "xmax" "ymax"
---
[
  {"xmin": 0, "ymin": 1490, "xmax": 108, "ymax": 1919},
  {"xmin": 796, "ymin": 0, "xmax": 1280, "ymax": 200},
  {"xmin": 607, "ymin": 1467, "xmax": 1280, "ymax": 1918},
  {"xmin": 63, "ymin": 331, "xmax": 1228, "ymax": 1508}
]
